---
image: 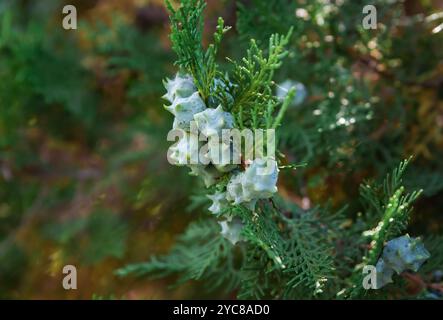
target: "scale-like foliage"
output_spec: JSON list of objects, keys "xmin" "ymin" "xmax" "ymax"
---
[
  {"xmin": 282, "ymin": 209, "xmax": 336, "ymax": 296},
  {"xmin": 344, "ymin": 160, "xmax": 422, "ymax": 298},
  {"xmin": 116, "ymin": 220, "xmax": 243, "ymax": 293},
  {"xmin": 114, "ymin": 0, "xmax": 442, "ymax": 300},
  {"xmin": 228, "ymin": 30, "xmax": 293, "ymax": 129},
  {"xmin": 166, "ymin": 0, "xmax": 230, "ymax": 101}
]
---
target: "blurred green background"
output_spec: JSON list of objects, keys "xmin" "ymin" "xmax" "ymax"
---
[
  {"xmin": 1, "ymin": 0, "xmax": 443, "ymax": 299},
  {"xmin": 0, "ymin": 0, "xmax": 214, "ymax": 299}
]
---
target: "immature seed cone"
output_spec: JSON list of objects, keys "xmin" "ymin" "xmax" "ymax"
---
[
  {"xmin": 166, "ymin": 92, "xmax": 206, "ymax": 130},
  {"xmin": 162, "ymin": 73, "xmax": 196, "ymax": 103},
  {"xmin": 381, "ymin": 234, "xmax": 430, "ymax": 274},
  {"xmin": 194, "ymin": 105, "xmax": 234, "ymax": 137},
  {"xmin": 219, "ymin": 217, "xmax": 244, "ymax": 245}
]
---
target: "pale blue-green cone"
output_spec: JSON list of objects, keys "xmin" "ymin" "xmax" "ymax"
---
[
  {"xmin": 165, "ymin": 92, "xmax": 206, "ymax": 130},
  {"xmin": 219, "ymin": 217, "xmax": 244, "ymax": 245},
  {"xmin": 374, "ymin": 258, "xmax": 394, "ymax": 289},
  {"xmin": 225, "ymin": 172, "xmax": 257, "ymax": 210},
  {"xmin": 205, "ymin": 138, "xmax": 239, "ymax": 173},
  {"xmin": 188, "ymin": 164, "xmax": 222, "ymax": 188},
  {"xmin": 382, "ymin": 234, "xmax": 431, "ymax": 274},
  {"xmin": 242, "ymin": 158, "xmax": 279, "ymax": 201},
  {"xmin": 207, "ymin": 191, "xmax": 228, "ymax": 214},
  {"xmin": 162, "ymin": 73, "xmax": 196, "ymax": 103},
  {"xmin": 226, "ymin": 172, "xmax": 246, "ymax": 205},
  {"xmin": 168, "ymin": 132, "xmax": 196, "ymax": 166},
  {"xmin": 193, "ymin": 105, "xmax": 234, "ymax": 137},
  {"xmin": 226, "ymin": 159, "xmax": 279, "ymax": 207}
]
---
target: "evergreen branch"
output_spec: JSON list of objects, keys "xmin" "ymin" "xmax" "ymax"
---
[
  {"xmin": 237, "ymin": 200, "xmax": 340, "ymax": 298},
  {"xmin": 236, "ymin": 205, "xmax": 286, "ymax": 270},
  {"xmin": 281, "ymin": 206, "xmax": 338, "ymax": 297},
  {"xmin": 229, "ymin": 28, "xmax": 293, "ymax": 128},
  {"xmin": 115, "ymin": 220, "xmax": 243, "ymax": 294},
  {"xmin": 272, "ymin": 87, "xmax": 295, "ymax": 129},
  {"xmin": 283, "ymin": 227, "xmax": 334, "ymax": 296},
  {"xmin": 165, "ymin": 0, "xmax": 206, "ymax": 98},
  {"xmin": 205, "ymin": 18, "xmax": 231, "ymax": 94},
  {"xmin": 359, "ymin": 157, "xmax": 413, "ymax": 222},
  {"xmin": 383, "ymin": 156, "xmax": 412, "ymax": 199},
  {"xmin": 344, "ymin": 159, "xmax": 422, "ymax": 299},
  {"xmin": 237, "ymin": 247, "xmax": 283, "ymax": 299},
  {"xmin": 165, "ymin": 0, "xmax": 230, "ymax": 102}
]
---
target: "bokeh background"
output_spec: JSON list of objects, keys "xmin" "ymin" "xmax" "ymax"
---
[{"xmin": 1, "ymin": 0, "xmax": 443, "ymax": 299}]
